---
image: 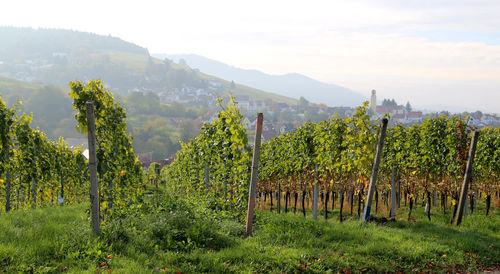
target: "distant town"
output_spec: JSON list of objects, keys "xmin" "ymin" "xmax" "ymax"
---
[{"xmin": 152, "ymin": 84, "xmax": 499, "ymax": 139}]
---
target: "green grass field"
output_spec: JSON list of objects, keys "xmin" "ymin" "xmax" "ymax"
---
[{"xmin": 0, "ymin": 191, "xmax": 499, "ymax": 273}]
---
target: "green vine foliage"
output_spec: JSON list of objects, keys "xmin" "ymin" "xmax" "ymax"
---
[
  {"xmin": 257, "ymin": 103, "xmax": 498, "ymax": 218},
  {"xmin": 314, "ymin": 116, "xmax": 348, "ymax": 192},
  {"xmin": 69, "ymin": 79, "xmax": 143, "ymax": 221},
  {"xmin": 0, "ymin": 94, "xmax": 89, "ymax": 211},
  {"xmin": 343, "ymin": 102, "xmax": 377, "ymax": 195},
  {"xmin": 0, "ymin": 96, "xmax": 15, "ymax": 186},
  {"xmin": 258, "ymin": 102, "xmax": 377, "ymax": 200},
  {"xmin": 146, "ymin": 162, "xmax": 162, "ymax": 187},
  {"xmin": 164, "ymin": 96, "xmax": 251, "ymax": 220},
  {"xmin": 475, "ymin": 128, "xmax": 500, "ymax": 195}
]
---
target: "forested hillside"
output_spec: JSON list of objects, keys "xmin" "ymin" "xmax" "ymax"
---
[
  {"xmin": 0, "ymin": 75, "xmax": 76, "ymax": 138},
  {"xmin": 0, "ymin": 27, "xmax": 299, "ymax": 160}
]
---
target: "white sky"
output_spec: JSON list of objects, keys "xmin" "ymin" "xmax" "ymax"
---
[{"xmin": 1, "ymin": 0, "xmax": 499, "ymax": 112}]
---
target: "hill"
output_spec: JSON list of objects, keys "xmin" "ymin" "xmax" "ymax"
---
[
  {"xmin": 0, "ymin": 27, "xmax": 296, "ymax": 105},
  {"xmin": 156, "ymin": 54, "xmax": 367, "ymax": 107},
  {"xmin": 0, "ymin": 75, "xmax": 78, "ymax": 138}
]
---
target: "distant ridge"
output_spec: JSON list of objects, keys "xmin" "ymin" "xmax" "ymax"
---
[
  {"xmin": 155, "ymin": 54, "xmax": 367, "ymax": 107},
  {"xmin": 0, "ymin": 27, "xmax": 297, "ymax": 104},
  {"xmin": 0, "ymin": 27, "xmax": 149, "ymax": 61}
]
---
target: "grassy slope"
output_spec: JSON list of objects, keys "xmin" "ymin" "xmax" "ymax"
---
[
  {"xmin": 0, "ymin": 197, "xmax": 499, "ymax": 273},
  {"xmin": 0, "ymin": 75, "xmax": 47, "ymax": 90},
  {"xmin": 0, "ymin": 204, "xmax": 95, "ymax": 272},
  {"xmin": 0, "ymin": 75, "xmax": 63, "ymax": 102},
  {"xmin": 89, "ymin": 50, "xmax": 151, "ymax": 72},
  {"xmin": 196, "ymin": 71, "xmax": 297, "ymax": 105}
]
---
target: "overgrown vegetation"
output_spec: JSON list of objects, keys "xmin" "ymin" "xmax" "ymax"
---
[{"xmin": 0, "ymin": 186, "xmax": 498, "ymax": 273}]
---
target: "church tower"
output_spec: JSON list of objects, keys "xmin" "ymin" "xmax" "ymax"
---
[{"xmin": 370, "ymin": 89, "xmax": 377, "ymax": 113}]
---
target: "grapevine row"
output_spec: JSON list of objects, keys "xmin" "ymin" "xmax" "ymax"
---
[
  {"xmin": 257, "ymin": 102, "xmax": 499, "ymax": 220},
  {"xmin": 1, "ymin": 80, "xmax": 145, "ymax": 224},
  {"xmin": 0, "ymin": 96, "xmax": 88, "ymax": 211},
  {"xmin": 162, "ymin": 100, "xmax": 499, "ymax": 221},
  {"xmin": 163, "ymin": 96, "xmax": 251, "ymax": 218}
]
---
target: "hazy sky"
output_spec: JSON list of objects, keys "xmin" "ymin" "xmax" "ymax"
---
[{"xmin": 1, "ymin": 0, "xmax": 499, "ymax": 112}]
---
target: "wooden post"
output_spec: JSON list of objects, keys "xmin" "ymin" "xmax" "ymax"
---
[
  {"xmin": 455, "ymin": 130, "xmax": 479, "ymax": 226},
  {"xmin": 339, "ymin": 190, "xmax": 344, "ymax": 222},
  {"xmin": 86, "ymin": 102, "xmax": 100, "ymax": 235},
  {"xmin": 313, "ymin": 163, "xmax": 319, "ymax": 220},
  {"xmin": 397, "ymin": 177, "xmax": 401, "ymax": 208},
  {"xmin": 363, "ymin": 118, "xmax": 388, "ymax": 222},
  {"xmin": 60, "ymin": 160, "xmax": 64, "ymax": 205},
  {"xmin": 5, "ymin": 151, "xmax": 10, "ymax": 212},
  {"xmin": 31, "ymin": 142, "xmax": 37, "ymax": 208},
  {"xmin": 245, "ymin": 113, "xmax": 263, "ymax": 237},
  {"xmin": 473, "ymin": 189, "xmax": 477, "ymax": 212},
  {"xmin": 390, "ymin": 168, "xmax": 396, "ymax": 219},
  {"xmin": 277, "ymin": 182, "xmax": 281, "ymax": 214}
]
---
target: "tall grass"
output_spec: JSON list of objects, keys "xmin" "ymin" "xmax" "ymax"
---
[{"xmin": 0, "ymin": 191, "xmax": 498, "ymax": 273}]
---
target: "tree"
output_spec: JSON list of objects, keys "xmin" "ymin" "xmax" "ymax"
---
[
  {"xmin": 230, "ymin": 80, "xmax": 236, "ymax": 89},
  {"xmin": 304, "ymin": 110, "xmax": 328, "ymax": 123},
  {"xmin": 178, "ymin": 120, "xmax": 199, "ymax": 143},
  {"xmin": 474, "ymin": 110, "xmax": 483, "ymax": 120},
  {"xmin": 298, "ymin": 96, "xmax": 309, "ymax": 112},
  {"xmin": 406, "ymin": 101, "xmax": 412, "ymax": 112},
  {"xmin": 178, "ymin": 58, "xmax": 187, "ymax": 67},
  {"xmin": 382, "ymin": 98, "xmax": 398, "ymax": 107}
]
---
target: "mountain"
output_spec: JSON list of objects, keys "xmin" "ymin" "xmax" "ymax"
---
[
  {"xmin": 155, "ymin": 54, "xmax": 367, "ymax": 107},
  {"xmin": 0, "ymin": 27, "xmax": 152, "ymax": 92},
  {"xmin": 0, "ymin": 27, "xmax": 296, "ymax": 105}
]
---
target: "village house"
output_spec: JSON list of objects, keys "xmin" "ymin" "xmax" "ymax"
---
[{"xmin": 370, "ymin": 90, "xmax": 422, "ymax": 124}]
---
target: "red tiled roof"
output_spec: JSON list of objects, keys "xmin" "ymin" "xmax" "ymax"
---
[
  {"xmin": 408, "ymin": 111, "xmax": 422, "ymax": 118},
  {"xmin": 376, "ymin": 105, "xmax": 402, "ymax": 113}
]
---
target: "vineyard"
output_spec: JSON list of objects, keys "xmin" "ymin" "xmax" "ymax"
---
[
  {"xmin": 0, "ymin": 80, "xmax": 143, "ymax": 221},
  {"xmin": 0, "ymin": 82, "xmax": 499, "ymax": 272},
  {"xmin": 254, "ymin": 103, "xmax": 500, "ymax": 222},
  {"xmin": 163, "ymin": 100, "xmax": 500, "ymax": 224},
  {"xmin": 0, "ymin": 97, "xmax": 88, "ymax": 210}
]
